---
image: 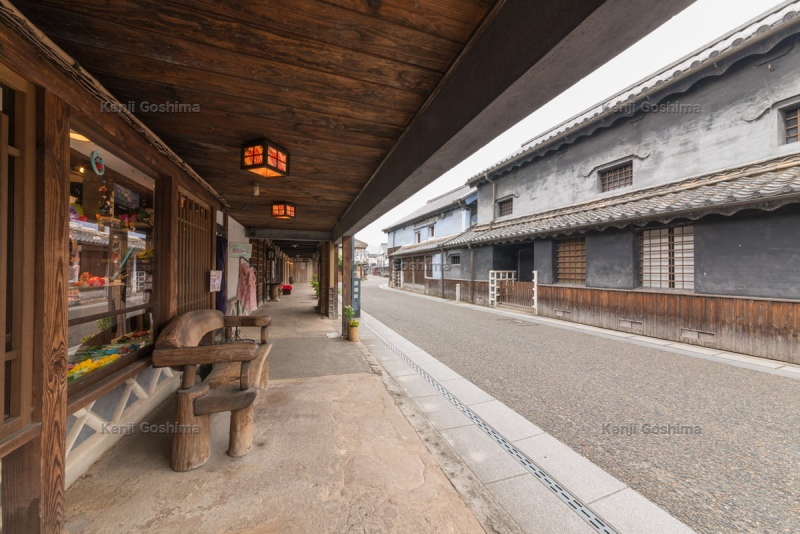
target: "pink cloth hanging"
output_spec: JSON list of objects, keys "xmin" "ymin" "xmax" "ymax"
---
[{"xmin": 236, "ymin": 261, "xmax": 258, "ymax": 312}]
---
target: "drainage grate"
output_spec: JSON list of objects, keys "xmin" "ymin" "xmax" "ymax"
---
[{"xmin": 365, "ymin": 322, "xmax": 618, "ymax": 534}]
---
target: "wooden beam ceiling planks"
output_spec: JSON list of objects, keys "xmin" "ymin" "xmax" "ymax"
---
[{"xmin": 16, "ymin": 0, "xmax": 496, "ymax": 231}]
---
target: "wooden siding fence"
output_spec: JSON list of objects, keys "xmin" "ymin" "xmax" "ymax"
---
[
  {"xmin": 538, "ymin": 285, "xmax": 800, "ymax": 363},
  {"xmin": 177, "ymin": 195, "xmax": 212, "ymax": 315},
  {"xmin": 498, "ymin": 280, "xmax": 537, "ymax": 309}
]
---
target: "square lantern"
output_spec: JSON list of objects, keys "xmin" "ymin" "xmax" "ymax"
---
[
  {"xmin": 272, "ymin": 201, "xmax": 296, "ymax": 219},
  {"xmin": 241, "ymin": 138, "xmax": 289, "ymax": 177}
]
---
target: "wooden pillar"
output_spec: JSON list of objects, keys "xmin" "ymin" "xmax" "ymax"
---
[
  {"xmin": 440, "ymin": 248, "xmax": 445, "ymax": 298},
  {"xmin": 341, "ymin": 237, "xmax": 353, "ymax": 337},
  {"xmin": 333, "ymin": 245, "xmax": 339, "ymax": 320},
  {"xmin": 156, "ymin": 174, "xmax": 178, "ymax": 329},
  {"xmin": 3, "ymin": 88, "xmax": 70, "ymax": 534}
]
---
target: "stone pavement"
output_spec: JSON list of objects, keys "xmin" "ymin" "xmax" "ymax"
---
[{"xmin": 63, "ymin": 286, "xmax": 489, "ymax": 533}]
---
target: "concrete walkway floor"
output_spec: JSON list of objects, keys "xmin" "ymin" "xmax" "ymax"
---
[{"xmin": 64, "ymin": 287, "xmax": 489, "ymax": 533}]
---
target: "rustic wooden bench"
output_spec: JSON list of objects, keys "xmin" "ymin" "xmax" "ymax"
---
[{"xmin": 152, "ymin": 310, "xmax": 272, "ymax": 472}]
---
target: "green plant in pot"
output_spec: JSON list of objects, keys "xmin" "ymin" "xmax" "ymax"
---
[{"xmin": 344, "ymin": 305, "xmax": 359, "ymax": 342}]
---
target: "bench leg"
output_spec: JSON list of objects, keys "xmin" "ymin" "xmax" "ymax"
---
[
  {"xmin": 228, "ymin": 405, "xmax": 254, "ymax": 457},
  {"xmin": 172, "ymin": 387, "xmax": 211, "ymax": 472}
]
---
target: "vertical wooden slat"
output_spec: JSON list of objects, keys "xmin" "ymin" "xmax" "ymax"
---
[{"xmin": 0, "ymin": 113, "xmax": 9, "ymax": 421}]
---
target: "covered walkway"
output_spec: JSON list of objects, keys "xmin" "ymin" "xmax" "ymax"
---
[{"xmin": 63, "ymin": 285, "xmax": 485, "ymax": 533}]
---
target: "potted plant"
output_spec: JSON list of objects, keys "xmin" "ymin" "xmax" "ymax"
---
[
  {"xmin": 344, "ymin": 305, "xmax": 359, "ymax": 342},
  {"xmin": 311, "ymin": 276, "xmax": 320, "ymax": 310}
]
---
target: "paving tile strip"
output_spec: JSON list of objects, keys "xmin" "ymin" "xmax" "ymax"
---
[{"xmin": 364, "ymin": 321, "xmax": 618, "ymax": 534}]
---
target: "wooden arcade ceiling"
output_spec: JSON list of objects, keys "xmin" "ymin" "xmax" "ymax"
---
[{"xmin": 16, "ymin": 0, "xmax": 497, "ymax": 232}]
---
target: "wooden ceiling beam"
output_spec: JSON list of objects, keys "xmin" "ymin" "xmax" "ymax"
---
[
  {"xmin": 320, "ymin": 0, "xmax": 494, "ymax": 42},
  {"xmin": 22, "ymin": 0, "xmax": 439, "ymax": 93},
  {"xmin": 96, "ymin": 74, "xmax": 406, "ymax": 140},
  {"xmin": 50, "ymin": 44, "xmax": 418, "ymax": 126},
  {"xmin": 169, "ymin": 0, "xmax": 464, "ymax": 70}
]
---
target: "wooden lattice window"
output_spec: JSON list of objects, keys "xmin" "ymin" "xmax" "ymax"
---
[
  {"xmin": 641, "ymin": 226, "xmax": 694, "ymax": 290},
  {"xmin": 415, "ymin": 231, "xmax": 421, "ymax": 244},
  {"xmin": 177, "ymin": 195, "xmax": 213, "ymax": 314},
  {"xmin": 425, "ymin": 256, "xmax": 433, "ymax": 277},
  {"xmin": 786, "ymin": 108, "xmax": 799, "ymax": 144},
  {"xmin": 498, "ymin": 198, "xmax": 513, "ymax": 217},
  {"xmin": 429, "ymin": 225, "xmax": 434, "ymax": 238},
  {"xmin": 601, "ymin": 163, "xmax": 633, "ymax": 192},
  {"xmin": 557, "ymin": 238, "xmax": 586, "ymax": 284},
  {"xmin": 0, "ymin": 76, "xmax": 35, "ymax": 438}
]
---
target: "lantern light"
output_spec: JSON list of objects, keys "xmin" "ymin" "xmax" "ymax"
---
[
  {"xmin": 241, "ymin": 138, "xmax": 289, "ymax": 178},
  {"xmin": 271, "ymin": 201, "xmax": 296, "ymax": 219}
]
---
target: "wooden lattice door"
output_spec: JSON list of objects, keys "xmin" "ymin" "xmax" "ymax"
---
[{"xmin": 177, "ymin": 194, "xmax": 213, "ymax": 315}]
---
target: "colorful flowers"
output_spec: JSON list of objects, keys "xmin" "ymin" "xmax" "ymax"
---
[{"xmin": 67, "ymin": 353, "xmax": 121, "ymax": 382}]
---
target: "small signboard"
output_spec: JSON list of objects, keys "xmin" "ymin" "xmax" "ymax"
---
[
  {"xmin": 209, "ymin": 270, "xmax": 222, "ymax": 292},
  {"xmin": 352, "ymin": 276, "xmax": 361, "ymax": 318},
  {"xmin": 229, "ymin": 242, "xmax": 252, "ymax": 259}
]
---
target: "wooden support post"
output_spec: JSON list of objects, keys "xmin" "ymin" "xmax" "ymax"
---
[
  {"xmin": 3, "ymin": 89, "xmax": 70, "ymax": 534},
  {"xmin": 341, "ymin": 236, "xmax": 353, "ymax": 337},
  {"xmin": 229, "ymin": 406, "xmax": 254, "ymax": 457},
  {"xmin": 333, "ymin": 245, "xmax": 339, "ymax": 320},
  {"xmin": 156, "ymin": 174, "xmax": 179, "ymax": 330}
]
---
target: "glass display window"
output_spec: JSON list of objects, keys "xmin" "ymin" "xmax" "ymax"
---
[{"xmin": 67, "ymin": 130, "xmax": 156, "ymax": 386}]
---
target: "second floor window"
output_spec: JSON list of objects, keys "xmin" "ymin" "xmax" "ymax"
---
[
  {"xmin": 415, "ymin": 231, "xmax": 421, "ymax": 244},
  {"xmin": 601, "ymin": 163, "xmax": 633, "ymax": 192},
  {"xmin": 498, "ymin": 198, "xmax": 513, "ymax": 217},
  {"xmin": 429, "ymin": 225, "xmax": 435, "ymax": 238},
  {"xmin": 786, "ymin": 108, "xmax": 799, "ymax": 144}
]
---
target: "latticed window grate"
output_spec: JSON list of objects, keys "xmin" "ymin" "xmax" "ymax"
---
[
  {"xmin": 786, "ymin": 108, "xmax": 799, "ymax": 144},
  {"xmin": 425, "ymin": 256, "xmax": 433, "ymax": 277},
  {"xmin": 557, "ymin": 238, "xmax": 586, "ymax": 284},
  {"xmin": 641, "ymin": 226, "xmax": 694, "ymax": 290},
  {"xmin": 601, "ymin": 164, "xmax": 633, "ymax": 192},
  {"xmin": 498, "ymin": 198, "xmax": 513, "ymax": 217},
  {"xmin": 450, "ymin": 254, "xmax": 460, "ymax": 265}
]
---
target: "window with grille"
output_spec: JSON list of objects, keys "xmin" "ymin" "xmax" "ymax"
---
[
  {"xmin": 415, "ymin": 231, "xmax": 420, "ymax": 244},
  {"xmin": 641, "ymin": 226, "xmax": 694, "ymax": 290},
  {"xmin": 425, "ymin": 256, "xmax": 433, "ymax": 277},
  {"xmin": 429, "ymin": 225, "xmax": 435, "ymax": 238},
  {"xmin": 600, "ymin": 163, "xmax": 633, "ymax": 192},
  {"xmin": 498, "ymin": 198, "xmax": 513, "ymax": 217},
  {"xmin": 786, "ymin": 108, "xmax": 799, "ymax": 144},
  {"xmin": 450, "ymin": 254, "xmax": 461, "ymax": 265},
  {"xmin": 557, "ymin": 238, "xmax": 586, "ymax": 284}
]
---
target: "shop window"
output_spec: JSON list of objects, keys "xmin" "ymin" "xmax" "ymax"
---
[
  {"xmin": 450, "ymin": 254, "xmax": 461, "ymax": 265},
  {"xmin": 786, "ymin": 108, "xmax": 799, "ymax": 144},
  {"xmin": 641, "ymin": 226, "xmax": 694, "ymax": 290},
  {"xmin": 498, "ymin": 198, "xmax": 513, "ymax": 217},
  {"xmin": 67, "ymin": 131, "xmax": 156, "ymax": 386},
  {"xmin": 601, "ymin": 163, "xmax": 633, "ymax": 192},
  {"xmin": 557, "ymin": 238, "xmax": 586, "ymax": 284}
]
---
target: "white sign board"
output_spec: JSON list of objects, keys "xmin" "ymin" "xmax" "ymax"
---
[
  {"xmin": 209, "ymin": 270, "xmax": 222, "ymax": 292},
  {"xmin": 229, "ymin": 242, "xmax": 252, "ymax": 259}
]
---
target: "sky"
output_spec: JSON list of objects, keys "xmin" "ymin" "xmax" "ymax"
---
[{"xmin": 357, "ymin": 0, "xmax": 787, "ymax": 253}]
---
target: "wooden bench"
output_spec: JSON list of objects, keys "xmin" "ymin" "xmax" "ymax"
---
[{"xmin": 152, "ymin": 310, "xmax": 272, "ymax": 472}]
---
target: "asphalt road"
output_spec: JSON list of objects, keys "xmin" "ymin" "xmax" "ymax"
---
[{"xmin": 361, "ymin": 277, "xmax": 800, "ymax": 534}]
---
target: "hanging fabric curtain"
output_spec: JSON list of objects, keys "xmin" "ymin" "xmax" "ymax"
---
[{"xmin": 215, "ymin": 235, "xmax": 227, "ymax": 314}]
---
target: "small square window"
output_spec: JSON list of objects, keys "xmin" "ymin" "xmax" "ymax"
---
[
  {"xmin": 786, "ymin": 108, "xmax": 799, "ymax": 144},
  {"xmin": 601, "ymin": 163, "xmax": 633, "ymax": 192},
  {"xmin": 498, "ymin": 198, "xmax": 513, "ymax": 217},
  {"xmin": 450, "ymin": 254, "xmax": 461, "ymax": 265}
]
